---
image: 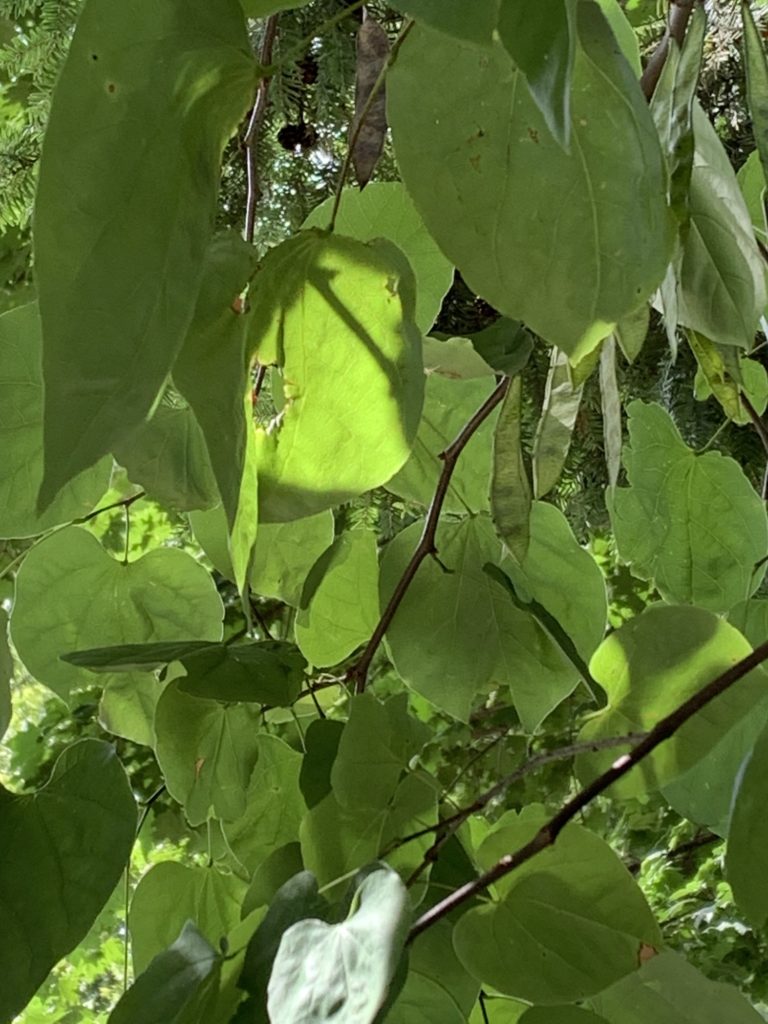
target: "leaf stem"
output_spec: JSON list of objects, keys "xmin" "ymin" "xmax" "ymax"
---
[
  {"xmin": 407, "ymin": 636, "xmax": 768, "ymax": 942},
  {"xmin": 244, "ymin": 15, "xmax": 280, "ymax": 244},
  {"xmin": 348, "ymin": 377, "xmax": 510, "ymax": 693},
  {"xmin": 328, "ymin": 18, "xmax": 414, "ymax": 232}
]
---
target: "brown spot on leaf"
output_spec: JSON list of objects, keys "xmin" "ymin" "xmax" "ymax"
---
[{"xmin": 638, "ymin": 943, "xmax": 657, "ymax": 965}]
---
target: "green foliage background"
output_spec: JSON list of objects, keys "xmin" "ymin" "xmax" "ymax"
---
[{"xmin": 3, "ymin": 0, "xmax": 768, "ymax": 1022}]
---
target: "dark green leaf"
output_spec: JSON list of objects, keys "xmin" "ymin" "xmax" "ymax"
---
[
  {"xmin": 726, "ymin": 720, "xmax": 768, "ymax": 926},
  {"xmin": 109, "ymin": 921, "xmax": 220, "ymax": 1024},
  {"xmin": 497, "ymin": 0, "xmax": 577, "ymax": 149},
  {"xmin": 387, "ymin": 0, "xmax": 499, "ymax": 47},
  {"xmin": 468, "ymin": 319, "xmax": 534, "ymax": 377},
  {"xmin": 179, "ymin": 642, "xmax": 305, "ymax": 705},
  {"xmin": 0, "ymin": 739, "xmax": 136, "ymax": 1023}
]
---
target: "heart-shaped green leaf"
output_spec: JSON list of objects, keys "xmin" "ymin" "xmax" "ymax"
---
[{"xmin": 0, "ymin": 739, "xmax": 136, "ymax": 1023}]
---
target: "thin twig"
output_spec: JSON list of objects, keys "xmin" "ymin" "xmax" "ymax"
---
[
  {"xmin": 77, "ymin": 490, "xmax": 145, "ymax": 525},
  {"xmin": 348, "ymin": 377, "xmax": 510, "ymax": 693},
  {"xmin": 328, "ymin": 18, "xmax": 414, "ymax": 231},
  {"xmin": 244, "ymin": 15, "xmax": 280, "ymax": 244},
  {"xmin": 627, "ymin": 829, "xmax": 718, "ymax": 875},
  {"xmin": 399, "ymin": 734, "xmax": 646, "ymax": 886},
  {"xmin": 408, "ymin": 637, "xmax": 768, "ymax": 942},
  {"xmin": 640, "ymin": 0, "xmax": 700, "ymax": 101},
  {"xmin": 252, "ymin": 363, "xmax": 268, "ymax": 405},
  {"xmin": 393, "ymin": 733, "xmax": 647, "ymax": 855}
]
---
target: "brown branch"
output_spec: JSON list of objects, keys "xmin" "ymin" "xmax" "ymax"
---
[
  {"xmin": 348, "ymin": 377, "xmax": 510, "ymax": 694},
  {"xmin": 397, "ymin": 734, "xmax": 646, "ymax": 885},
  {"xmin": 395, "ymin": 733, "xmax": 648, "ymax": 852},
  {"xmin": 640, "ymin": 0, "xmax": 700, "ymax": 101},
  {"xmin": 243, "ymin": 15, "xmax": 280, "ymax": 244},
  {"xmin": 408, "ymin": 636, "xmax": 768, "ymax": 943},
  {"xmin": 627, "ymin": 829, "xmax": 718, "ymax": 875},
  {"xmin": 77, "ymin": 490, "xmax": 145, "ymax": 524}
]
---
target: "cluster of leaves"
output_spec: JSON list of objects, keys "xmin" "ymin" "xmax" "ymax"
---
[{"xmin": 5, "ymin": 0, "xmax": 768, "ymax": 1022}]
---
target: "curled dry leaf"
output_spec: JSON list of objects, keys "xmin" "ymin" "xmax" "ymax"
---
[{"xmin": 351, "ymin": 17, "xmax": 390, "ymax": 188}]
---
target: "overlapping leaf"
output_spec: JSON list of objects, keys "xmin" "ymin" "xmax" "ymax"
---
[
  {"xmin": 0, "ymin": 740, "xmax": 136, "ymax": 1023},
  {"xmin": 108, "ymin": 922, "xmax": 220, "ymax": 1024},
  {"xmin": 267, "ymin": 866, "xmax": 410, "ymax": 1024},
  {"xmin": 388, "ymin": 8, "xmax": 672, "ymax": 357},
  {"xmin": 496, "ymin": 0, "xmax": 577, "ymax": 148},
  {"xmin": 154, "ymin": 680, "xmax": 263, "ymax": 825},
  {"xmin": 35, "ymin": 0, "xmax": 256, "ymax": 506},
  {"xmin": 173, "ymin": 232, "xmax": 259, "ymax": 590},
  {"xmin": 295, "ymin": 529, "xmax": 380, "ymax": 668},
  {"xmin": 726, "ymin": 720, "xmax": 768, "ymax": 926},
  {"xmin": 590, "ymin": 951, "xmax": 763, "ymax": 1024},
  {"xmin": 0, "ymin": 304, "xmax": 110, "ymax": 538},
  {"xmin": 386, "ymin": 373, "xmax": 498, "ymax": 513},
  {"xmin": 676, "ymin": 106, "xmax": 766, "ymax": 347},
  {"xmin": 11, "ymin": 527, "xmax": 223, "ymax": 704},
  {"xmin": 304, "ymin": 183, "xmax": 453, "ymax": 332},
  {"xmin": 453, "ymin": 806, "xmax": 660, "ymax": 1004},
  {"xmin": 577, "ymin": 605, "xmax": 768, "ymax": 793},
  {"xmin": 381, "ymin": 508, "xmax": 605, "ymax": 728},
  {"xmin": 609, "ymin": 401, "xmax": 767, "ymax": 611},
  {"xmin": 249, "ymin": 230, "xmax": 423, "ymax": 521},
  {"xmin": 130, "ymin": 862, "xmax": 245, "ymax": 975},
  {"xmin": 113, "ymin": 392, "xmax": 218, "ymax": 512}
]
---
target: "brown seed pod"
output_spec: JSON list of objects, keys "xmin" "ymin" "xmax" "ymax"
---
[{"xmin": 350, "ymin": 17, "xmax": 390, "ymax": 188}]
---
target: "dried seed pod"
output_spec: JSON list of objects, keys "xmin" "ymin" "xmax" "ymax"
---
[{"xmin": 350, "ymin": 17, "xmax": 390, "ymax": 188}]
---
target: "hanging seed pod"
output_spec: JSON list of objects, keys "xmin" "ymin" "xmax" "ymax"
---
[{"xmin": 351, "ymin": 16, "xmax": 390, "ymax": 188}]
